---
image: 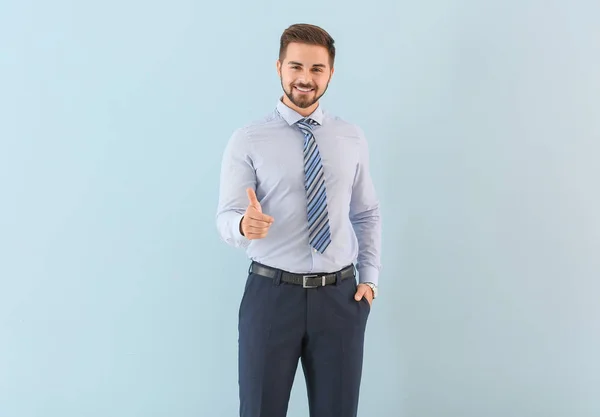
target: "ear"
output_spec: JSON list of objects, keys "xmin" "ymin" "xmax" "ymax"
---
[{"xmin": 276, "ymin": 59, "xmax": 282, "ymax": 77}]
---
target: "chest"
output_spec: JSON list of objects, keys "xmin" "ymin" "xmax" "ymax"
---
[{"xmin": 251, "ymin": 129, "xmax": 360, "ymax": 194}]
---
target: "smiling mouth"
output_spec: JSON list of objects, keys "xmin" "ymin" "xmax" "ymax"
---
[{"xmin": 294, "ymin": 86, "xmax": 314, "ymax": 93}]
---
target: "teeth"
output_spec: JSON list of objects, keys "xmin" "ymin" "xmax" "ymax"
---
[{"xmin": 296, "ymin": 86, "xmax": 312, "ymax": 92}]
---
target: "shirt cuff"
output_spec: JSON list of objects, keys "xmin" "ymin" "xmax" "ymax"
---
[
  {"xmin": 231, "ymin": 213, "xmax": 251, "ymax": 249},
  {"xmin": 357, "ymin": 265, "xmax": 379, "ymax": 286}
]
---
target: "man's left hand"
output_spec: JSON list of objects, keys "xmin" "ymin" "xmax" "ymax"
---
[{"xmin": 354, "ymin": 284, "xmax": 374, "ymax": 307}]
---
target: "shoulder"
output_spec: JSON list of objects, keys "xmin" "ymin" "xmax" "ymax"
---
[
  {"xmin": 230, "ymin": 110, "xmax": 286, "ymax": 143},
  {"xmin": 322, "ymin": 111, "xmax": 368, "ymax": 141}
]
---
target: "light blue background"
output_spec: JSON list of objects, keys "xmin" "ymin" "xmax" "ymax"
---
[{"xmin": 1, "ymin": 1, "xmax": 599, "ymax": 416}]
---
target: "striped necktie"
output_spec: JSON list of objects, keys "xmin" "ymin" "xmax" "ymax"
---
[{"xmin": 296, "ymin": 118, "xmax": 332, "ymax": 253}]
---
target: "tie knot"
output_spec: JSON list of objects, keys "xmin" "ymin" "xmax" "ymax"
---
[{"xmin": 297, "ymin": 118, "xmax": 319, "ymax": 130}]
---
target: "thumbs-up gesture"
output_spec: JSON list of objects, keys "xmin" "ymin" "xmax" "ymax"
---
[{"xmin": 240, "ymin": 188, "xmax": 274, "ymax": 239}]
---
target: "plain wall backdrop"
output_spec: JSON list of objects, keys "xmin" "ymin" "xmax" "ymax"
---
[{"xmin": 1, "ymin": 1, "xmax": 599, "ymax": 416}]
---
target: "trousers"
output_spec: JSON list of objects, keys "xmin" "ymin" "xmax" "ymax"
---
[{"xmin": 238, "ymin": 263, "xmax": 371, "ymax": 417}]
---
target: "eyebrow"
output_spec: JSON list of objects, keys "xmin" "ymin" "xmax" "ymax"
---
[{"xmin": 287, "ymin": 61, "xmax": 327, "ymax": 68}]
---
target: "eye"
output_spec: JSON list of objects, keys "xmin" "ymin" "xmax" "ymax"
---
[
  {"xmin": 291, "ymin": 66, "xmax": 301, "ymax": 70},
  {"xmin": 312, "ymin": 68, "xmax": 323, "ymax": 72}
]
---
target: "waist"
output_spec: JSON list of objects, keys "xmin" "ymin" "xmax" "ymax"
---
[{"xmin": 249, "ymin": 261, "xmax": 355, "ymax": 288}]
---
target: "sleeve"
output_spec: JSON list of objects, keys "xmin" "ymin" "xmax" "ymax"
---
[
  {"xmin": 349, "ymin": 125, "xmax": 382, "ymax": 286},
  {"xmin": 215, "ymin": 128, "xmax": 255, "ymax": 249}
]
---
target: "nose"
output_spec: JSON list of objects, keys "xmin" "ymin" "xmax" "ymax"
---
[{"xmin": 297, "ymin": 69, "xmax": 313, "ymax": 84}]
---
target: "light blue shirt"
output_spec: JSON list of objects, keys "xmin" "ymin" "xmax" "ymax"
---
[{"xmin": 216, "ymin": 99, "xmax": 382, "ymax": 285}]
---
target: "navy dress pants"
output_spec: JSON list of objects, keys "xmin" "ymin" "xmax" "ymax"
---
[{"xmin": 238, "ymin": 263, "xmax": 371, "ymax": 417}]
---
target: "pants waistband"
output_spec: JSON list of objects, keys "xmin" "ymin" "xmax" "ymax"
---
[{"xmin": 249, "ymin": 262, "xmax": 355, "ymax": 288}]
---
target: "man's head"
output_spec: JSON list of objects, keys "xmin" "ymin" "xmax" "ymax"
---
[{"xmin": 276, "ymin": 24, "xmax": 335, "ymax": 116}]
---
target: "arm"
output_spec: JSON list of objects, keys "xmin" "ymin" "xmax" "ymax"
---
[
  {"xmin": 349, "ymin": 126, "xmax": 382, "ymax": 286},
  {"xmin": 216, "ymin": 128, "xmax": 255, "ymax": 248}
]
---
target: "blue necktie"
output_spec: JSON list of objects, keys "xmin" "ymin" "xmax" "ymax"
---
[{"xmin": 296, "ymin": 118, "xmax": 332, "ymax": 253}]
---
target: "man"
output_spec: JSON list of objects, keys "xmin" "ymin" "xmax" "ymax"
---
[{"xmin": 216, "ymin": 23, "xmax": 382, "ymax": 417}]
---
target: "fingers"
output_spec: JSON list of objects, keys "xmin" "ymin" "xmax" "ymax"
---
[
  {"xmin": 355, "ymin": 284, "xmax": 373, "ymax": 301},
  {"xmin": 244, "ymin": 211, "xmax": 274, "ymax": 226},
  {"xmin": 354, "ymin": 285, "xmax": 373, "ymax": 306},
  {"xmin": 243, "ymin": 223, "xmax": 272, "ymax": 239},
  {"xmin": 241, "ymin": 212, "xmax": 273, "ymax": 240},
  {"xmin": 244, "ymin": 230, "xmax": 270, "ymax": 239},
  {"xmin": 246, "ymin": 213, "xmax": 274, "ymax": 223},
  {"xmin": 354, "ymin": 286, "xmax": 367, "ymax": 301},
  {"xmin": 245, "ymin": 203, "xmax": 274, "ymax": 222}
]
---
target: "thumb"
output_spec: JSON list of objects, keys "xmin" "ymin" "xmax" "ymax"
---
[
  {"xmin": 354, "ymin": 286, "xmax": 366, "ymax": 301},
  {"xmin": 246, "ymin": 188, "xmax": 261, "ymax": 211}
]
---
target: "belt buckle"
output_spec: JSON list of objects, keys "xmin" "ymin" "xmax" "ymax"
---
[{"xmin": 302, "ymin": 274, "xmax": 326, "ymax": 288}]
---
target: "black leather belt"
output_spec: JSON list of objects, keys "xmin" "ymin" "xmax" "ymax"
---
[{"xmin": 250, "ymin": 262, "xmax": 355, "ymax": 288}]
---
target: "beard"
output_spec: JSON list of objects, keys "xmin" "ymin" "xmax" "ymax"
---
[{"xmin": 281, "ymin": 78, "xmax": 330, "ymax": 109}]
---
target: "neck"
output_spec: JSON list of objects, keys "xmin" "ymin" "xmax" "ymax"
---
[{"xmin": 282, "ymin": 95, "xmax": 319, "ymax": 117}]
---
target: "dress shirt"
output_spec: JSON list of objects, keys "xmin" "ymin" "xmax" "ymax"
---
[{"xmin": 216, "ymin": 99, "xmax": 382, "ymax": 285}]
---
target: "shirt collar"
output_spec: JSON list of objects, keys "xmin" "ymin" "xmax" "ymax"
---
[{"xmin": 276, "ymin": 98, "xmax": 324, "ymax": 126}]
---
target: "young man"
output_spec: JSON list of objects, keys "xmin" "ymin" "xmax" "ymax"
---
[{"xmin": 216, "ymin": 23, "xmax": 382, "ymax": 417}]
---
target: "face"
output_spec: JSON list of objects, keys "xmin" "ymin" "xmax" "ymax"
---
[{"xmin": 277, "ymin": 42, "xmax": 334, "ymax": 114}]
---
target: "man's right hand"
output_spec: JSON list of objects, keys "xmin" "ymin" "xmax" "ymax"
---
[{"xmin": 240, "ymin": 188, "xmax": 274, "ymax": 239}]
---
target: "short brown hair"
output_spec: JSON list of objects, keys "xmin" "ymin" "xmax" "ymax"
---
[{"xmin": 279, "ymin": 24, "xmax": 336, "ymax": 66}]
